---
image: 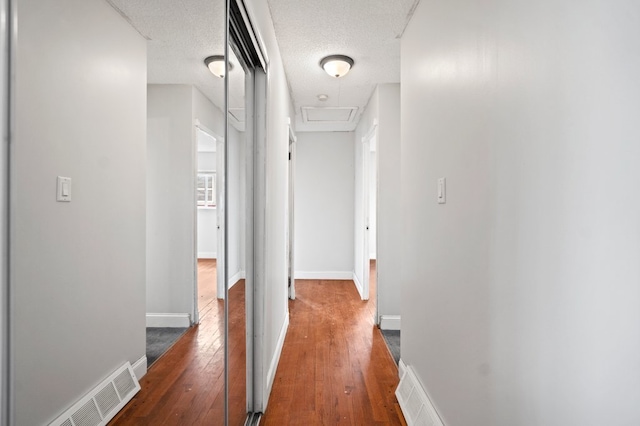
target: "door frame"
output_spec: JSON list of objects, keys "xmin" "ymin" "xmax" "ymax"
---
[{"xmin": 1, "ymin": 0, "xmax": 13, "ymax": 422}]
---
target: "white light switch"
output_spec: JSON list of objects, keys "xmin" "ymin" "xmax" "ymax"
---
[
  {"xmin": 437, "ymin": 177, "xmax": 446, "ymax": 204},
  {"xmin": 57, "ymin": 176, "xmax": 72, "ymax": 202}
]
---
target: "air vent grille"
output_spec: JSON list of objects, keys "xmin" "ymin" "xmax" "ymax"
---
[
  {"xmin": 49, "ymin": 362, "xmax": 141, "ymax": 426},
  {"xmin": 395, "ymin": 365, "xmax": 444, "ymax": 426},
  {"xmin": 70, "ymin": 400, "xmax": 101, "ymax": 426},
  {"xmin": 95, "ymin": 382, "xmax": 120, "ymax": 418},
  {"xmin": 114, "ymin": 369, "xmax": 136, "ymax": 400}
]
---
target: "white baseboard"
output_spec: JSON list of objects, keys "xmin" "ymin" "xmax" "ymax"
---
[
  {"xmin": 198, "ymin": 251, "xmax": 217, "ymax": 259},
  {"xmin": 379, "ymin": 315, "xmax": 401, "ymax": 330},
  {"xmin": 132, "ymin": 355, "xmax": 148, "ymax": 380},
  {"xmin": 229, "ymin": 270, "xmax": 246, "ymax": 289},
  {"xmin": 146, "ymin": 313, "xmax": 191, "ymax": 328},
  {"xmin": 398, "ymin": 358, "xmax": 407, "ymax": 380},
  {"xmin": 295, "ymin": 271, "xmax": 353, "ymax": 280},
  {"xmin": 265, "ymin": 312, "xmax": 289, "ymax": 401},
  {"xmin": 353, "ymin": 272, "xmax": 364, "ymax": 299}
]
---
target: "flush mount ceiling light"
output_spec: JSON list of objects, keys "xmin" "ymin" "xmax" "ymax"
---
[
  {"xmin": 204, "ymin": 55, "xmax": 234, "ymax": 78},
  {"xmin": 320, "ymin": 55, "xmax": 354, "ymax": 78},
  {"xmin": 317, "ymin": 94, "xmax": 329, "ymax": 101}
]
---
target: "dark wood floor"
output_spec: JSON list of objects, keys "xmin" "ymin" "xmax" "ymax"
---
[
  {"xmin": 111, "ymin": 260, "xmax": 404, "ymax": 425},
  {"xmin": 262, "ymin": 260, "xmax": 405, "ymax": 425}
]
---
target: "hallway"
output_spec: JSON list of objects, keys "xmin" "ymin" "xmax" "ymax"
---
[
  {"xmin": 111, "ymin": 260, "xmax": 403, "ymax": 424},
  {"xmin": 262, "ymin": 261, "xmax": 405, "ymax": 424}
]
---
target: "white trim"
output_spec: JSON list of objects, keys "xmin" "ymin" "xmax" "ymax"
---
[
  {"xmin": 379, "ymin": 315, "xmax": 401, "ymax": 330},
  {"xmin": 194, "ymin": 119, "xmax": 222, "ymax": 141},
  {"xmin": 228, "ymin": 270, "xmax": 246, "ymax": 289},
  {"xmin": 132, "ymin": 355, "xmax": 147, "ymax": 380},
  {"xmin": 146, "ymin": 313, "xmax": 191, "ymax": 328},
  {"xmin": 198, "ymin": 251, "xmax": 217, "ymax": 259},
  {"xmin": 265, "ymin": 312, "xmax": 289, "ymax": 404},
  {"xmin": 398, "ymin": 358, "xmax": 407, "ymax": 380},
  {"xmin": 352, "ymin": 271, "xmax": 365, "ymax": 299},
  {"xmin": 295, "ymin": 271, "xmax": 353, "ymax": 280},
  {"xmin": 361, "ymin": 118, "xmax": 379, "ymax": 144}
]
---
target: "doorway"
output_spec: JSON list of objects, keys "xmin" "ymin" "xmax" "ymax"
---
[{"xmin": 359, "ymin": 121, "xmax": 378, "ymax": 307}]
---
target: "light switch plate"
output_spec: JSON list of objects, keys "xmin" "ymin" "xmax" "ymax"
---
[
  {"xmin": 437, "ymin": 177, "xmax": 446, "ymax": 204},
  {"xmin": 57, "ymin": 176, "xmax": 72, "ymax": 202}
]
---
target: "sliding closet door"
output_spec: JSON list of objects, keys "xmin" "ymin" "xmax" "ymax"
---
[{"xmin": 223, "ymin": 35, "xmax": 249, "ymax": 426}]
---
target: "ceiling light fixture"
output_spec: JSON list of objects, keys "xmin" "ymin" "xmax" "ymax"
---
[
  {"xmin": 204, "ymin": 55, "xmax": 233, "ymax": 78},
  {"xmin": 320, "ymin": 55, "xmax": 354, "ymax": 78},
  {"xmin": 317, "ymin": 94, "xmax": 329, "ymax": 101}
]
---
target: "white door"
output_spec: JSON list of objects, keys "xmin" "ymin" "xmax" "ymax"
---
[
  {"xmin": 361, "ymin": 137, "xmax": 371, "ymax": 301},
  {"xmin": 287, "ymin": 136, "xmax": 296, "ymax": 299},
  {"xmin": 216, "ymin": 137, "xmax": 226, "ymax": 299}
]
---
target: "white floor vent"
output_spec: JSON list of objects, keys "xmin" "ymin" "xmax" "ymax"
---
[
  {"xmin": 49, "ymin": 362, "xmax": 141, "ymax": 426},
  {"xmin": 396, "ymin": 365, "xmax": 444, "ymax": 426}
]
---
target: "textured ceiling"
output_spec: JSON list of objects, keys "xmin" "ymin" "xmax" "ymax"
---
[
  {"xmin": 266, "ymin": 0, "xmax": 419, "ymax": 131},
  {"xmin": 107, "ymin": 0, "xmax": 245, "ymax": 115},
  {"xmin": 107, "ymin": 0, "xmax": 419, "ymax": 132}
]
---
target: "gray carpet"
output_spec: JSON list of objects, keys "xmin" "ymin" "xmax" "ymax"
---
[
  {"xmin": 146, "ymin": 327, "xmax": 189, "ymax": 367},
  {"xmin": 381, "ymin": 330, "xmax": 400, "ymax": 365}
]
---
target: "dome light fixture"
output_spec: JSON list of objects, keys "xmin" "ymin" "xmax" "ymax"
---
[
  {"xmin": 320, "ymin": 55, "xmax": 354, "ymax": 78},
  {"xmin": 204, "ymin": 55, "xmax": 233, "ymax": 78}
]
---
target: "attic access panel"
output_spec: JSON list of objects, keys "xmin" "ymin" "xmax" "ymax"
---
[{"xmin": 301, "ymin": 106, "xmax": 359, "ymax": 123}]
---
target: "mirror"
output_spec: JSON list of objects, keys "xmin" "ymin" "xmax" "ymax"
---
[{"xmin": 225, "ymin": 45, "xmax": 248, "ymax": 425}]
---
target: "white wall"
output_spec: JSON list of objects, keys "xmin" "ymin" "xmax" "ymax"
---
[
  {"xmin": 192, "ymin": 87, "xmax": 245, "ymax": 282},
  {"xmin": 295, "ymin": 132, "xmax": 355, "ymax": 278},
  {"xmin": 401, "ymin": 1, "xmax": 640, "ymax": 425},
  {"xmin": 355, "ymin": 84, "xmax": 402, "ymax": 320},
  {"xmin": 148, "ymin": 84, "xmax": 244, "ymax": 319},
  {"xmin": 13, "ymin": 1, "xmax": 147, "ymax": 424},
  {"xmin": 245, "ymin": 0, "xmax": 296, "ymax": 410},
  {"xmin": 147, "ymin": 85, "xmax": 195, "ymax": 318}
]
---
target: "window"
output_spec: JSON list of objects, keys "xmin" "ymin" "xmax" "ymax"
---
[{"xmin": 197, "ymin": 172, "xmax": 216, "ymax": 207}]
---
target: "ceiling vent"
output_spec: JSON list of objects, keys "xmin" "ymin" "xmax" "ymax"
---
[
  {"xmin": 49, "ymin": 362, "xmax": 141, "ymax": 426},
  {"xmin": 301, "ymin": 106, "xmax": 358, "ymax": 124}
]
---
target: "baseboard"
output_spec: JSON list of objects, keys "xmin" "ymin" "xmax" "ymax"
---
[
  {"xmin": 379, "ymin": 315, "xmax": 401, "ymax": 330},
  {"xmin": 265, "ymin": 312, "xmax": 289, "ymax": 402},
  {"xmin": 353, "ymin": 272, "xmax": 364, "ymax": 299},
  {"xmin": 295, "ymin": 271, "xmax": 353, "ymax": 280},
  {"xmin": 198, "ymin": 251, "xmax": 217, "ymax": 259},
  {"xmin": 146, "ymin": 313, "xmax": 191, "ymax": 328},
  {"xmin": 132, "ymin": 355, "xmax": 148, "ymax": 380},
  {"xmin": 398, "ymin": 358, "xmax": 407, "ymax": 380},
  {"xmin": 229, "ymin": 270, "xmax": 246, "ymax": 289}
]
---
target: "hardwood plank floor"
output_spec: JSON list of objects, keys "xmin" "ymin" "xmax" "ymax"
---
[
  {"xmin": 262, "ymin": 260, "xmax": 406, "ymax": 425},
  {"xmin": 110, "ymin": 260, "xmax": 246, "ymax": 426},
  {"xmin": 111, "ymin": 260, "xmax": 404, "ymax": 425}
]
